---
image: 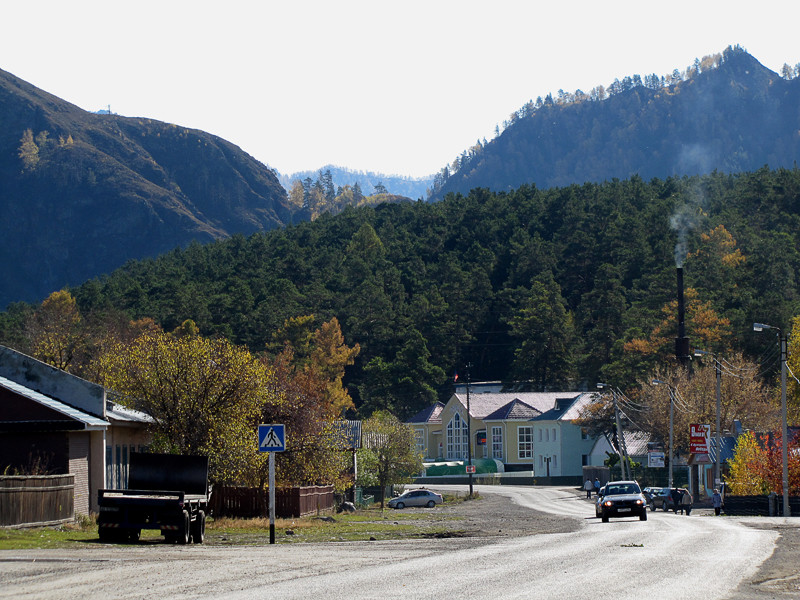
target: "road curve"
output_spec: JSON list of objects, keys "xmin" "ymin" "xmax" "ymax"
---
[{"xmin": 0, "ymin": 485, "xmax": 782, "ymax": 600}]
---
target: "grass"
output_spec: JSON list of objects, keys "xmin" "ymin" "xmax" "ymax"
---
[{"xmin": 0, "ymin": 493, "xmax": 476, "ymax": 549}]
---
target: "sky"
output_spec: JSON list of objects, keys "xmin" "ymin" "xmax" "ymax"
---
[{"xmin": 2, "ymin": 1, "xmax": 799, "ymax": 179}]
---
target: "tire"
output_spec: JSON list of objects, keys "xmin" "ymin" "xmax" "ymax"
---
[
  {"xmin": 128, "ymin": 528, "xmax": 141, "ymax": 543},
  {"xmin": 191, "ymin": 510, "xmax": 206, "ymax": 544},
  {"xmin": 395, "ymin": 502, "xmax": 405, "ymax": 509},
  {"xmin": 639, "ymin": 510, "xmax": 648, "ymax": 521},
  {"xmin": 601, "ymin": 514, "xmax": 609, "ymax": 523},
  {"xmin": 662, "ymin": 501, "xmax": 668, "ymax": 512},
  {"xmin": 98, "ymin": 527, "xmax": 114, "ymax": 543},
  {"xmin": 177, "ymin": 510, "xmax": 191, "ymax": 545},
  {"xmin": 426, "ymin": 500, "xmax": 435, "ymax": 508}
]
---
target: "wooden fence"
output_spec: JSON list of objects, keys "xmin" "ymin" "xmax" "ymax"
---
[
  {"xmin": 0, "ymin": 475, "xmax": 74, "ymax": 527},
  {"xmin": 209, "ymin": 485, "xmax": 335, "ymax": 518}
]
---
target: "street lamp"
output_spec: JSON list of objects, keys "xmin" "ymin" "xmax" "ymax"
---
[
  {"xmin": 597, "ymin": 383, "xmax": 628, "ymax": 480},
  {"xmin": 753, "ymin": 322, "xmax": 790, "ymax": 517},
  {"xmin": 694, "ymin": 348, "xmax": 722, "ymax": 491},
  {"xmin": 652, "ymin": 379, "xmax": 675, "ymax": 489}
]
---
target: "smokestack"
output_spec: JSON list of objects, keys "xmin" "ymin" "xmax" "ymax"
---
[{"xmin": 675, "ymin": 267, "xmax": 690, "ymax": 367}]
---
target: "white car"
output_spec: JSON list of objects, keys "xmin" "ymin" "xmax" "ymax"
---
[{"xmin": 387, "ymin": 489, "xmax": 443, "ymax": 509}]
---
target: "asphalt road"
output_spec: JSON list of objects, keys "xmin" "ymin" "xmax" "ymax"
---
[{"xmin": 0, "ymin": 485, "xmax": 791, "ymax": 599}]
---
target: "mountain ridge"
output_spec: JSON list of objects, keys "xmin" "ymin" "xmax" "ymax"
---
[{"xmin": 0, "ymin": 67, "xmax": 297, "ymax": 308}]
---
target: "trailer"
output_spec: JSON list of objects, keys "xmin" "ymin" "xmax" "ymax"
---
[{"xmin": 97, "ymin": 452, "xmax": 210, "ymax": 544}]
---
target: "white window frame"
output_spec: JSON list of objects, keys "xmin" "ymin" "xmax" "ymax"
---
[
  {"xmin": 518, "ymin": 426, "xmax": 533, "ymax": 459},
  {"xmin": 491, "ymin": 426, "xmax": 503, "ymax": 460},
  {"xmin": 446, "ymin": 413, "xmax": 468, "ymax": 459}
]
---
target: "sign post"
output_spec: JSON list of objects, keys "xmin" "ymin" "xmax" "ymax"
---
[{"xmin": 258, "ymin": 424, "xmax": 286, "ymax": 544}]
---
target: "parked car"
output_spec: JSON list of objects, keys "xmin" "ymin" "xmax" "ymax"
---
[
  {"xmin": 387, "ymin": 489, "xmax": 443, "ymax": 509},
  {"xmin": 650, "ymin": 487, "xmax": 687, "ymax": 511},
  {"xmin": 596, "ymin": 480, "xmax": 648, "ymax": 522},
  {"xmin": 643, "ymin": 487, "xmax": 666, "ymax": 510}
]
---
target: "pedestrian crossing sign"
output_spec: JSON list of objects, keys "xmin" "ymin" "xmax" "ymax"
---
[{"xmin": 258, "ymin": 424, "xmax": 286, "ymax": 452}]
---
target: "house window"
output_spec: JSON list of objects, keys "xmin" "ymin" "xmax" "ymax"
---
[
  {"xmin": 552, "ymin": 428, "xmax": 557, "ymax": 442},
  {"xmin": 446, "ymin": 413, "xmax": 468, "ymax": 459},
  {"xmin": 553, "ymin": 454, "xmax": 558, "ymax": 468},
  {"xmin": 518, "ymin": 426, "xmax": 533, "ymax": 459},
  {"xmin": 414, "ymin": 429, "xmax": 425, "ymax": 454},
  {"xmin": 491, "ymin": 426, "xmax": 503, "ymax": 460},
  {"xmin": 545, "ymin": 428, "xmax": 549, "ymax": 442},
  {"xmin": 582, "ymin": 454, "xmax": 590, "ymax": 466},
  {"xmin": 538, "ymin": 429, "xmax": 543, "ymax": 442},
  {"xmin": 581, "ymin": 428, "xmax": 589, "ymax": 440}
]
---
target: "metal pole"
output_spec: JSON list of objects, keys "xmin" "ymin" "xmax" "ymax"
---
[
  {"xmin": 781, "ymin": 334, "xmax": 790, "ymax": 516},
  {"xmin": 269, "ymin": 451, "xmax": 276, "ymax": 544},
  {"xmin": 715, "ymin": 356, "xmax": 721, "ymax": 490},
  {"xmin": 466, "ymin": 365, "xmax": 473, "ymax": 498},
  {"xmin": 668, "ymin": 388, "xmax": 675, "ymax": 489},
  {"xmin": 612, "ymin": 389, "xmax": 627, "ymax": 480}
]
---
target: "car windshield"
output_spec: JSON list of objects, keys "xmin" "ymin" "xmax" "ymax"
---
[{"xmin": 606, "ymin": 484, "xmax": 640, "ymax": 495}]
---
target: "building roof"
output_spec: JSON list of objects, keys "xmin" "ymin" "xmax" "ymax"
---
[
  {"xmin": 621, "ymin": 429, "xmax": 652, "ymax": 456},
  {"xmin": 105, "ymin": 401, "xmax": 153, "ymax": 425},
  {"xmin": 407, "ymin": 402, "xmax": 445, "ymax": 424},
  {"xmin": 484, "ymin": 398, "xmax": 541, "ymax": 421},
  {"xmin": 0, "ymin": 375, "xmax": 108, "ymax": 430},
  {"xmin": 531, "ymin": 392, "xmax": 594, "ymax": 421},
  {"xmin": 453, "ymin": 391, "xmax": 583, "ymax": 420}
]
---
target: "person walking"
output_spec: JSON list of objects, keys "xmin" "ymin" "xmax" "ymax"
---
[
  {"xmin": 594, "ymin": 478, "xmax": 601, "ymax": 497},
  {"xmin": 671, "ymin": 488, "xmax": 682, "ymax": 513},
  {"xmin": 712, "ymin": 488, "xmax": 722, "ymax": 516},
  {"xmin": 681, "ymin": 489, "xmax": 693, "ymax": 515},
  {"xmin": 584, "ymin": 478, "xmax": 594, "ymax": 498}
]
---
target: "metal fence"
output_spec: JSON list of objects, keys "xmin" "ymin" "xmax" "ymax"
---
[
  {"xmin": 0, "ymin": 475, "xmax": 74, "ymax": 527},
  {"xmin": 209, "ymin": 485, "xmax": 335, "ymax": 518}
]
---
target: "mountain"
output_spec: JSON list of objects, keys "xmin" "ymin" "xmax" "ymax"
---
[
  {"xmin": 429, "ymin": 46, "xmax": 800, "ymax": 200},
  {"xmin": 276, "ymin": 165, "xmax": 434, "ymax": 201},
  {"xmin": 0, "ymin": 67, "xmax": 298, "ymax": 309}
]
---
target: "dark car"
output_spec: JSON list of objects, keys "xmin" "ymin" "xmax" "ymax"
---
[
  {"xmin": 643, "ymin": 487, "xmax": 667, "ymax": 510},
  {"xmin": 649, "ymin": 487, "xmax": 686, "ymax": 511},
  {"xmin": 596, "ymin": 480, "xmax": 648, "ymax": 522}
]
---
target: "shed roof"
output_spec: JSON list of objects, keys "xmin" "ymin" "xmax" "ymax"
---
[{"xmin": 0, "ymin": 375, "xmax": 108, "ymax": 430}]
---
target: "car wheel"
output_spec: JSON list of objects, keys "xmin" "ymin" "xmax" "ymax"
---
[
  {"xmin": 649, "ymin": 501, "xmax": 655, "ymax": 511},
  {"xmin": 426, "ymin": 500, "xmax": 435, "ymax": 508},
  {"xmin": 601, "ymin": 514, "xmax": 609, "ymax": 523},
  {"xmin": 395, "ymin": 502, "xmax": 405, "ymax": 509},
  {"xmin": 662, "ymin": 501, "xmax": 668, "ymax": 511},
  {"xmin": 639, "ymin": 510, "xmax": 648, "ymax": 521}
]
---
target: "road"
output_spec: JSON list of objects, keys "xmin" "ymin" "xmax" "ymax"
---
[{"xmin": 0, "ymin": 485, "xmax": 787, "ymax": 599}]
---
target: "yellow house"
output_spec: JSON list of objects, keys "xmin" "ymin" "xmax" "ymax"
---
[{"xmin": 408, "ymin": 391, "xmax": 598, "ymax": 476}]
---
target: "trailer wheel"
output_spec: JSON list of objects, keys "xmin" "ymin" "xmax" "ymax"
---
[
  {"xmin": 128, "ymin": 529, "xmax": 141, "ymax": 543},
  {"xmin": 178, "ymin": 511, "xmax": 191, "ymax": 544},
  {"xmin": 98, "ymin": 528, "xmax": 114, "ymax": 543},
  {"xmin": 191, "ymin": 510, "xmax": 206, "ymax": 544}
]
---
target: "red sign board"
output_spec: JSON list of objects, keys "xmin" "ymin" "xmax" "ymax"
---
[
  {"xmin": 690, "ymin": 423, "xmax": 711, "ymax": 454},
  {"xmin": 466, "ymin": 465, "xmax": 476, "ymax": 473}
]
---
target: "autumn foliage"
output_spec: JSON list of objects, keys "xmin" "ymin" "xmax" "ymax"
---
[{"xmin": 727, "ymin": 430, "xmax": 800, "ymax": 495}]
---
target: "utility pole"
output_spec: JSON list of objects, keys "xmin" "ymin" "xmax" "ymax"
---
[
  {"xmin": 466, "ymin": 363, "xmax": 473, "ymax": 498},
  {"xmin": 612, "ymin": 389, "xmax": 628, "ymax": 480},
  {"xmin": 781, "ymin": 334, "xmax": 789, "ymax": 516}
]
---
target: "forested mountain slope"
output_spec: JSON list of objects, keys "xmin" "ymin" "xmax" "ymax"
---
[
  {"xmin": 430, "ymin": 47, "xmax": 800, "ymax": 200},
  {"xmin": 0, "ymin": 68, "xmax": 296, "ymax": 308},
  {"xmin": 5, "ymin": 167, "xmax": 796, "ymax": 419}
]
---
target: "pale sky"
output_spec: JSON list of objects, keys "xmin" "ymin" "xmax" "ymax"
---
[{"xmin": 2, "ymin": 1, "xmax": 799, "ymax": 178}]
